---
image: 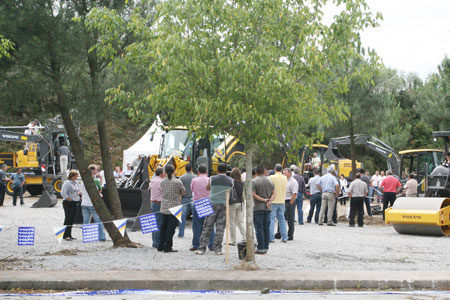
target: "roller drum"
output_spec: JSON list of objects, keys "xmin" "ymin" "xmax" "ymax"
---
[{"xmin": 388, "ymin": 197, "xmax": 450, "ymax": 236}]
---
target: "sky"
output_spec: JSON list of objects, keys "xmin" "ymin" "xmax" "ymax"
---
[{"xmin": 358, "ymin": 0, "xmax": 450, "ymax": 79}]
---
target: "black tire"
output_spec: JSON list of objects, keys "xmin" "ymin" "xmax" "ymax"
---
[
  {"xmin": 27, "ymin": 185, "xmax": 43, "ymax": 196},
  {"xmin": 6, "ymin": 181, "xmax": 14, "ymax": 196}
]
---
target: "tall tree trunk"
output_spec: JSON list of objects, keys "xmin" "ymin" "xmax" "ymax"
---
[
  {"xmin": 349, "ymin": 114, "xmax": 356, "ymax": 178},
  {"xmin": 244, "ymin": 147, "xmax": 255, "ymax": 263},
  {"xmin": 97, "ymin": 118, "xmax": 134, "ymax": 243},
  {"xmin": 55, "ymin": 94, "xmax": 134, "ymax": 247}
]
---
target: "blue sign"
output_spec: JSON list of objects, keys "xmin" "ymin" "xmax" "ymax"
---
[
  {"xmin": 139, "ymin": 214, "xmax": 159, "ymax": 234},
  {"xmin": 82, "ymin": 224, "xmax": 99, "ymax": 243},
  {"xmin": 194, "ymin": 197, "xmax": 214, "ymax": 218},
  {"xmin": 18, "ymin": 227, "xmax": 35, "ymax": 246}
]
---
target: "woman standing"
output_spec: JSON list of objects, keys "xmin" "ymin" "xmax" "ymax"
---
[
  {"xmin": 229, "ymin": 168, "xmax": 246, "ymax": 246},
  {"xmin": 158, "ymin": 165, "xmax": 185, "ymax": 253},
  {"xmin": 61, "ymin": 170, "xmax": 82, "ymax": 241}
]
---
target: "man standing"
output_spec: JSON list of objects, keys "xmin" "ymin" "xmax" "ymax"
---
[
  {"xmin": 10, "ymin": 168, "xmax": 25, "ymax": 206},
  {"xmin": 0, "ymin": 164, "xmax": 8, "ymax": 206},
  {"xmin": 371, "ymin": 170, "xmax": 381, "ymax": 203},
  {"xmin": 306, "ymin": 169, "xmax": 322, "ymax": 224},
  {"xmin": 380, "ymin": 170, "xmax": 402, "ymax": 220},
  {"xmin": 317, "ymin": 166, "xmax": 340, "ymax": 226},
  {"xmin": 311, "ymin": 152, "xmax": 321, "ymax": 170},
  {"xmin": 190, "ymin": 165, "xmax": 214, "ymax": 251},
  {"xmin": 178, "ymin": 164, "xmax": 196, "ymax": 238},
  {"xmin": 149, "ymin": 167, "xmax": 165, "ymax": 248},
  {"xmin": 252, "ymin": 165, "xmax": 275, "ymax": 254},
  {"xmin": 403, "ymin": 174, "xmax": 418, "ymax": 197},
  {"xmin": 58, "ymin": 143, "xmax": 70, "ymax": 180},
  {"xmin": 195, "ymin": 163, "xmax": 232, "ymax": 255},
  {"xmin": 81, "ymin": 165, "xmax": 106, "ymax": 241},
  {"xmin": 268, "ymin": 164, "xmax": 288, "ymax": 242},
  {"xmin": 347, "ymin": 173, "xmax": 368, "ymax": 227},
  {"xmin": 291, "ymin": 165, "xmax": 306, "ymax": 225},
  {"xmin": 359, "ymin": 169, "xmax": 372, "ymax": 216},
  {"xmin": 283, "ymin": 168, "xmax": 298, "ymax": 240},
  {"xmin": 123, "ymin": 164, "xmax": 133, "ymax": 177}
]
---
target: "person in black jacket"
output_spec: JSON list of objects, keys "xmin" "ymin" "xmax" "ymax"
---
[{"xmin": 229, "ymin": 168, "xmax": 246, "ymax": 246}]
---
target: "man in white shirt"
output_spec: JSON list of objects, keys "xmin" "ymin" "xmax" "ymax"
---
[
  {"xmin": 371, "ymin": 170, "xmax": 381, "ymax": 203},
  {"xmin": 306, "ymin": 169, "xmax": 322, "ymax": 224},
  {"xmin": 283, "ymin": 168, "xmax": 298, "ymax": 241},
  {"xmin": 311, "ymin": 152, "xmax": 321, "ymax": 170},
  {"xmin": 403, "ymin": 174, "xmax": 418, "ymax": 197}
]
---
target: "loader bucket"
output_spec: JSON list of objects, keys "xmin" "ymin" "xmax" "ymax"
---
[
  {"xmin": 31, "ymin": 190, "xmax": 57, "ymax": 208},
  {"xmin": 102, "ymin": 187, "xmax": 151, "ymax": 232},
  {"xmin": 385, "ymin": 197, "xmax": 450, "ymax": 236}
]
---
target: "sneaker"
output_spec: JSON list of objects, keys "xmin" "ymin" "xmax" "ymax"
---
[
  {"xmin": 281, "ymin": 239, "xmax": 287, "ymax": 243},
  {"xmin": 305, "ymin": 221, "xmax": 311, "ymax": 223},
  {"xmin": 255, "ymin": 250, "xmax": 266, "ymax": 255},
  {"xmin": 348, "ymin": 224, "xmax": 355, "ymax": 227},
  {"xmin": 327, "ymin": 223, "xmax": 336, "ymax": 226},
  {"xmin": 189, "ymin": 247, "xmax": 197, "ymax": 251},
  {"xmin": 318, "ymin": 223, "xmax": 323, "ymax": 226},
  {"xmin": 214, "ymin": 251, "xmax": 223, "ymax": 255},
  {"xmin": 194, "ymin": 250, "xmax": 205, "ymax": 255}
]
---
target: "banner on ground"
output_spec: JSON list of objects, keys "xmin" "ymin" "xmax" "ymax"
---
[
  {"xmin": 53, "ymin": 226, "xmax": 66, "ymax": 244},
  {"xmin": 113, "ymin": 219, "xmax": 127, "ymax": 237},
  {"xmin": 139, "ymin": 213, "xmax": 159, "ymax": 234},
  {"xmin": 169, "ymin": 205, "xmax": 183, "ymax": 223},
  {"xmin": 193, "ymin": 197, "xmax": 214, "ymax": 218},
  {"xmin": 18, "ymin": 226, "xmax": 35, "ymax": 246},
  {"xmin": 82, "ymin": 224, "xmax": 99, "ymax": 243}
]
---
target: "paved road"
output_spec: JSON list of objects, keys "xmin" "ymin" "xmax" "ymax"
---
[{"xmin": 2, "ymin": 290, "xmax": 450, "ymax": 300}]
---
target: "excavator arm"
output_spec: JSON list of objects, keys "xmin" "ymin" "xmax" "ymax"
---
[
  {"xmin": 326, "ymin": 134, "xmax": 400, "ymax": 175},
  {"xmin": 0, "ymin": 130, "xmax": 51, "ymax": 162}
]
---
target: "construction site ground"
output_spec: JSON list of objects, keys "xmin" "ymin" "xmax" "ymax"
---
[{"xmin": 1, "ymin": 193, "xmax": 449, "ymax": 293}]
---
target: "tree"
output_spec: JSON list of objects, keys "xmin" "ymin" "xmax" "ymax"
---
[
  {"xmin": 90, "ymin": 0, "xmax": 380, "ymax": 264},
  {"xmin": 0, "ymin": 0, "xmax": 138, "ymax": 247},
  {"xmin": 417, "ymin": 57, "xmax": 450, "ymax": 131}
]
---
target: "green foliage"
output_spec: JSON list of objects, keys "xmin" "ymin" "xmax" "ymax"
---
[
  {"xmin": 416, "ymin": 57, "xmax": 450, "ymax": 131},
  {"xmin": 0, "ymin": 34, "xmax": 13, "ymax": 58}
]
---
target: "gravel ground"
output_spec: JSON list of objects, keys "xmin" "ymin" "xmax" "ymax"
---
[{"xmin": 0, "ymin": 194, "xmax": 449, "ymax": 271}]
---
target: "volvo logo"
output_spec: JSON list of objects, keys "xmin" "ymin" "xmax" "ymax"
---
[{"xmin": 2, "ymin": 134, "xmax": 19, "ymax": 140}]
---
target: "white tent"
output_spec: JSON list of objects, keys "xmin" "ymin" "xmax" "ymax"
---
[{"xmin": 122, "ymin": 115, "xmax": 164, "ymax": 171}]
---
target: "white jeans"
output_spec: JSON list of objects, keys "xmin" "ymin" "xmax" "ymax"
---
[
  {"xmin": 60, "ymin": 155, "xmax": 68, "ymax": 179},
  {"xmin": 229, "ymin": 203, "xmax": 246, "ymax": 244}
]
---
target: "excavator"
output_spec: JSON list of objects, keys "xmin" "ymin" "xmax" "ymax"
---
[
  {"xmin": 0, "ymin": 113, "xmax": 79, "ymax": 206},
  {"xmin": 113, "ymin": 127, "xmax": 245, "ymax": 230}
]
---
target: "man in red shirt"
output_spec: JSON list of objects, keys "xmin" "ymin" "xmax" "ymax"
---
[{"xmin": 380, "ymin": 170, "xmax": 402, "ymax": 220}]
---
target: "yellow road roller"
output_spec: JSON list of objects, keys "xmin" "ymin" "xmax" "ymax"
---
[{"xmin": 385, "ymin": 197, "xmax": 450, "ymax": 236}]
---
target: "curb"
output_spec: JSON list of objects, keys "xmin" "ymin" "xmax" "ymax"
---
[{"xmin": 1, "ymin": 270, "xmax": 450, "ymax": 291}]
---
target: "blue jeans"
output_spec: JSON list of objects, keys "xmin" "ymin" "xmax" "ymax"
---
[
  {"xmin": 254, "ymin": 210, "xmax": 271, "ymax": 252},
  {"xmin": 295, "ymin": 193, "xmax": 304, "ymax": 224},
  {"xmin": 178, "ymin": 197, "xmax": 192, "ymax": 237},
  {"xmin": 151, "ymin": 202, "xmax": 163, "ymax": 248},
  {"xmin": 81, "ymin": 205, "xmax": 106, "ymax": 241},
  {"xmin": 192, "ymin": 204, "xmax": 214, "ymax": 250},
  {"xmin": 368, "ymin": 187, "xmax": 374, "ymax": 202},
  {"xmin": 269, "ymin": 203, "xmax": 287, "ymax": 241},
  {"xmin": 307, "ymin": 193, "xmax": 322, "ymax": 223}
]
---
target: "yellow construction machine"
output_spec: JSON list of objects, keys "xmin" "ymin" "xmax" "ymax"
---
[
  {"xmin": 385, "ymin": 131, "xmax": 450, "ymax": 236},
  {"xmin": 147, "ymin": 128, "xmax": 245, "ymax": 179}
]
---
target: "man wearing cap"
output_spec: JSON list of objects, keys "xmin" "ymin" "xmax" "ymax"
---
[
  {"xmin": 0, "ymin": 164, "xmax": 8, "ymax": 206},
  {"xmin": 317, "ymin": 166, "xmax": 340, "ymax": 226}
]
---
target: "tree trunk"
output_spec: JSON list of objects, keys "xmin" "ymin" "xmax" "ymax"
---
[
  {"xmin": 244, "ymin": 147, "xmax": 255, "ymax": 262},
  {"xmin": 349, "ymin": 114, "xmax": 356, "ymax": 178},
  {"xmin": 55, "ymin": 97, "xmax": 134, "ymax": 247},
  {"xmin": 97, "ymin": 118, "xmax": 134, "ymax": 243}
]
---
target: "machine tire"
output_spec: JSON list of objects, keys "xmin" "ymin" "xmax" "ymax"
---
[
  {"xmin": 27, "ymin": 185, "xmax": 44, "ymax": 196},
  {"xmin": 6, "ymin": 181, "xmax": 14, "ymax": 196},
  {"xmin": 53, "ymin": 178, "xmax": 63, "ymax": 198}
]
